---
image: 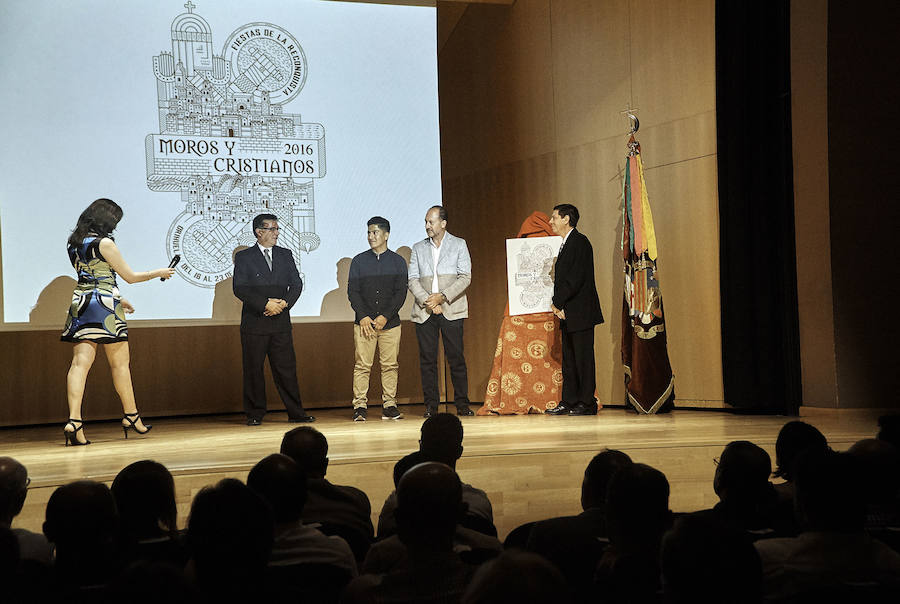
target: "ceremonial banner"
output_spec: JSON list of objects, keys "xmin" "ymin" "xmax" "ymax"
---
[{"xmin": 621, "ymin": 144, "xmax": 675, "ymax": 413}]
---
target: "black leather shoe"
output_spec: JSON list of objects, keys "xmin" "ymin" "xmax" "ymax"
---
[
  {"xmin": 423, "ymin": 407, "xmax": 437, "ymax": 419},
  {"xmin": 568, "ymin": 401, "xmax": 598, "ymax": 416},
  {"xmin": 545, "ymin": 402, "xmax": 572, "ymax": 416},
  {"xmin": 456, "ymin": 406, "xmax": 475, "ymax": 416},
  {"xmin": 288, "ymin": 415, "xmax": 316, "ymax": 423},
  {"xmin": 246, "ymin": 418, "xmax": 262, "ymax": 426}
]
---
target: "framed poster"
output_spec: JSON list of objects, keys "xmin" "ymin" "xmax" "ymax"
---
[{"xmin": 506, "ymin": 236, "xmax": 562, "ymax": 316}]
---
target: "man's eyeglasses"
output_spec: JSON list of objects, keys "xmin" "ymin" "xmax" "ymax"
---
[{"xmin": 259, "ymin": 227, "xmax": 280, "ymax": 231}]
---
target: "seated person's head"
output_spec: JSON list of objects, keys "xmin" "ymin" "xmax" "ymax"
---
[
  {"xmin": 462, "ymin": 550, "xmax": 573, "ymax": 604},
  {"xmin": 0, "ymin": 457, "xmax": 28, "ymax": 526},
  {"xmin": 395, "ymin": 462, "xmax": 462, "ymax": 551},
  {"xmin": 247, "ymin": 453, "xmax": 307, "ymax": 525},
  {"xmin": 606, "ymin": 463, "xmax": 671, "ymax": 551},
  {"xmin": 847, "ymin": 438, "xmax": 900, "ymax": 505},
  {"xmin": 714, "ymin": 440, "xmax": 772, "ymax": 503},
  {"xmin": 582, "ymin": 449, "xmax": 632, "ymax": 511},
  {"xmin": 420, "ymin": 413, "xmax": 464, "ymax": 468},
  {"xmin": 774, "ymin": 421, "xmax": 828, "ymax": 482},
  {"xmin": 187, "ymin": 478, "xmax": 273, "ymax": 588},
  {"xmin": 393, "ymin": 450, "xmax": 428, "ymax": 489},
  {"xmin": 280, "ymin": 426, "xmax": 329, "ymax": 479},
  {"xmin": 43, "ymin": 480, "xmax": 119, "ymax": 561},
  {"xmin": 111, "ymin": 460, "xmax": 177, "ymax": 541},
  {"xmin": 794, "ymin": 449, "xmax": 864, "ymax": 532},
  {"xmin": 661, "ymin": 514, "xmax": 762, "ymax": 604}
]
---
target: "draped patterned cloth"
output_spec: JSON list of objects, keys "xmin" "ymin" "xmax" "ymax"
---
[
  {"xmin": 622, "ymin": 144, "xmax": 675, "ymax": 414},
  {"xmin": 478, "ymin": 211, "xmax": 564, "ymax": 415}
]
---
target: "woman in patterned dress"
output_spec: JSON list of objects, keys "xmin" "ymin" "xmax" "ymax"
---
[{"xmin": 60, "ymin": 199, "xmax": 175, "ymax": 445}]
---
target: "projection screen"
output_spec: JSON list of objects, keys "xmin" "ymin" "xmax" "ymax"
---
[{"xmin": 0, "ymin": 0, "xmax": 440, "ymax": 329}]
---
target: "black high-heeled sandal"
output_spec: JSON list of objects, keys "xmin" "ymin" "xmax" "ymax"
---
[
  {"xmin": 63, "ymin": 419, "xmax": 90, "ymax": 446},
  {"xmin": 122, "ymin": 412, "xmax": 152, "ymax": 438}
]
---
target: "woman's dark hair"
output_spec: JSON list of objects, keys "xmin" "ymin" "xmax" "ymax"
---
[
  {"xmin": 68, "ymin": 198, "xmax": 123, "ymax": 247},
  {"xmin": 111, "ymin": 460, "xmax": 177, "ymax": 541}
]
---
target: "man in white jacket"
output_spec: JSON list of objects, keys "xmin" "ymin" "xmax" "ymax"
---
[{"xmin": 408, "ymin": 205, "xmax": 473, "ymax": 417}]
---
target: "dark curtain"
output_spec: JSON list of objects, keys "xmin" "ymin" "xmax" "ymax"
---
[{"xmin": 715, "ymin": 1, "xmax": 801, "ymax": 414}]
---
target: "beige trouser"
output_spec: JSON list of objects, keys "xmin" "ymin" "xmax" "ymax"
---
[{"xmin": 352, "ymin": 324, "xmax": 401, "ymax": 408}]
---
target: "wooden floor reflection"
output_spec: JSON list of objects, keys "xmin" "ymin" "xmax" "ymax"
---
[{"xmin": 4, "ymin": 405, "xmax": 886, "ymax": 539}]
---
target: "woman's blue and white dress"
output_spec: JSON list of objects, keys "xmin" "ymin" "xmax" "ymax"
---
[{"xmin": 60, "ymin": 236, "xmax": 128, "ymax": 343}]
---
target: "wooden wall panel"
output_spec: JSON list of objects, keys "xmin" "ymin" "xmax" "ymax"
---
[
  {"xmin": 629, "ymin": 0, "xmax": 716, "ymax": 125},
  {"xmin": 0, "ymin": 322, "xmax": 423, "ymax": 427},
  {"xmin": 439, "ymin": 1, "xmax": 557, "ymax": 179},
  {"xmin": 639, "ymin": 156, "xmax": 722, "ymax": 403},
  {"xmin": 550, "ymin": 0, "xmax": 632, "ymax": 149},
  {"xmin": 440, "ymin": 0, "xmax": 722, "ymax": 407}
]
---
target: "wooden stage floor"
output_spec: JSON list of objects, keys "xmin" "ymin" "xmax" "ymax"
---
[{"xmin": 2, "ymin": 405, "xmax": 886, "ymax": 540}]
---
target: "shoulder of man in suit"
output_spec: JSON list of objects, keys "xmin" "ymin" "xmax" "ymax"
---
[{"xmin": 446, "ymin": 232, "xmax": 468, "ymax": 244}]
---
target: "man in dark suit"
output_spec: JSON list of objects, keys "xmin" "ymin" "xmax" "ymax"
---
[
  {"xmin": 233, "ymin": 214, "xmax": 314, "ymax": 425},
  {"xmin": 546, "ymin": 204, "xmax": 604, "ymax": 416}
]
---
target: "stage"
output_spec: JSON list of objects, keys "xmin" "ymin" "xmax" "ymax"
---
[{"xmin": 4, "ymin": 406, "xmax": 884, "ymax": 540}]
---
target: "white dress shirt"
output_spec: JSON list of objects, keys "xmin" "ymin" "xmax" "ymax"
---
[{"xmin": 429, "ymin": 237, "xmax": 443, "ymax": 294}]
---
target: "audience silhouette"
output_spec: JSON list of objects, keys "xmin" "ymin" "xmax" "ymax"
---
[
  {"xmin": 595, "ymin": 462, "xmax": 672, "ymax": 603},
  {"xmin": 661, "ymin": 513, "xmax": 762, "ymax": 604},
  {"xmin": 186, "ymin": 478, "xmax": 273, "ymax": 601},
  {"xmin": 755, "ymin": 449, "xmax": 900, "ymax": 601},
  {"xmin": 0, "ymin": 525, "xmax": 22, "ymax": 601},
  {"xmin": 848, "ymin": 438, "xmax": 900, "ymax": 546},
  {"xmin": 5, "ymin": 416, "xmax": 900, "ymax": 604},
  {"xmin": 344, "ymin": 462, "xmax": 480, "ymax": 604},
  {"xmin": 111, "ymin": 460, "xmax": 185, "ymax": 569},
  {"xmin": 43, "ymin": 480, "xmax": 121, "ymax": 601},
  {"xmin": 366, "ymin": 450, "xmax": 501, "ymax": 575},
  {"xmin": 462, "ymin": 549, "xmax": 574, "ymax": 604},
  {"xmin": 877, "ymin": 414, "xmax": 900, "ymax": 450},
  {"xmin": 525, "ymin": 449, "xmax": 632, "ymax": 602},
  {"xmin": 247, "ymin": 453, "xmax": 357, "ymax": 601},
  {"xmin": 281, "ymin": 426, "xmax": 374, "ymax": 561},
  {"xmin": 377, "ymin": 413, "xmax": 494, "ymax": 539},
  {"xmin": 0, "ymin": 456, "xmax": 52, "ymax": 565},
  {"xmin": 698, "ymin": 440, "xmax": 783, "ymax": 539}
]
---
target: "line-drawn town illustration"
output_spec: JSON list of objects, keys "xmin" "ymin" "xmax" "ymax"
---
[
  {"xmin": 146, "ymin": 2, "xmax": 325, "ymax": 290},
  {"xmin": 506, "ymin": 237, "xmax": 562, "ymax": 316}
]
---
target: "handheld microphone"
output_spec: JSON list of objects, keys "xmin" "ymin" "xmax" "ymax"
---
[{"xmin": 160, "ymin": 254, "xmax": 181, "ymax": 281}]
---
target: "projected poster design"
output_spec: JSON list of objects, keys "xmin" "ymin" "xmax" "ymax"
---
[
  {"xmin": 0, "ymin": 0, "xmax": 440, "ymax": 326},
  {"xmin": 148, "ymin": 6, "xmax": 323, "ymax": 288}
]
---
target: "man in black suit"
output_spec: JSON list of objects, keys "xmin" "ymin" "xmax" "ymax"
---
[
  {"xmin": 233, "ymin": 214, "xmax": 314, "ymax": 425},
  {"xmin": 546, "ymin": 204, "xmax": 604, "ymax": 416}
]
